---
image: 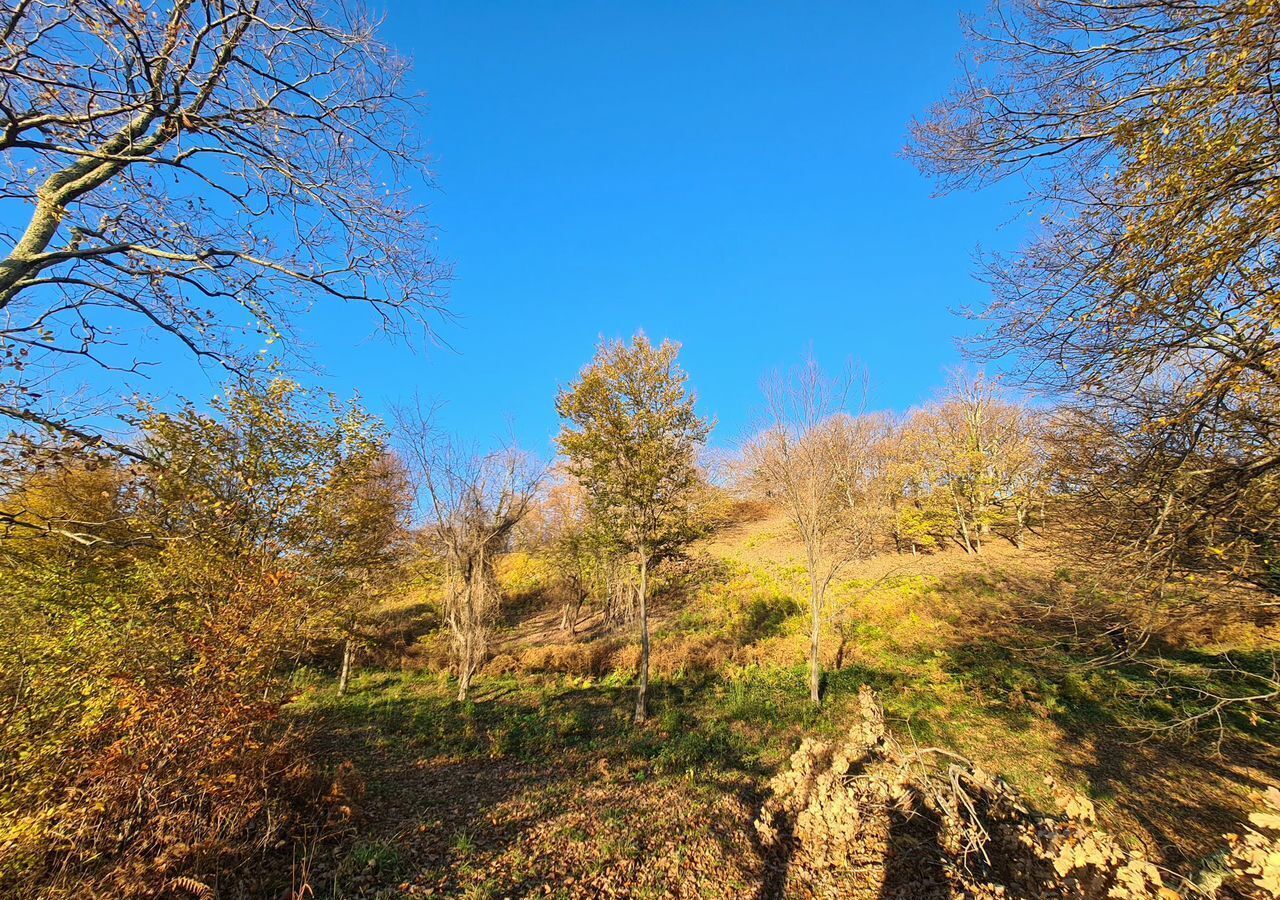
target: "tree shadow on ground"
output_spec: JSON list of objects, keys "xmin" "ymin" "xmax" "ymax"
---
[
  {"xmin": 272, "ymin": 557, "xmax": 1278, "ymax": 895},
  {"xmin": 929, "ymin": 572, "xmax": 1280, "ymax": 868},
  {"xmin": 289, "ymin": 678, "xmax": 775, "ymax": 897},
  {"xmin": 881, "ymin": 805, "xmax": 952, "ymax": 899}
]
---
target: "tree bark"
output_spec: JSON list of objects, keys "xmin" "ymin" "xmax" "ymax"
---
[
  {"xmin": 457, "ymin": 644, "xmax": 473, "ymax": 702},
  {"xmin": 809, "ymin": 562, "xmax": 822, "ymax": 706},
  {"xmin": 0, "ymin": 109, "xmax": 168, "ymax": 308},
  {"xmin": 957, "ymin": 508, "xmax": 976, "ymax": 554},
  {"xmin": 1013, "ymin": 505, "xmax": 1028, "ymax": 549},
  {"xmin": 568, "ymin": 590, "xmax": 584, "ymax": 635},
  {"xmin": 456, "ymin": 614, "xmax": 474, "ymax": 702},
  {"xmin": 634, "ymin": 551, "xmax": 650, "ymax": 723},
  {"xmin": 337, "ymin": 638, "xmax": 353, "ymax": 695}
]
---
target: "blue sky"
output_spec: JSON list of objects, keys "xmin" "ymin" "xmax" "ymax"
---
[
  {"xmin": 55, "ymin": 1, "xmax": 1035, "ymax": 456},
  {"xmin": 356, "ymin": 0, "xmax": 1030, "ymax": 455}
]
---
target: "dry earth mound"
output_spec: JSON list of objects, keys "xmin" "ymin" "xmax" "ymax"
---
[{"xmin": 756, "ymin": 687, "xmax": 1279, "ymax": 899}]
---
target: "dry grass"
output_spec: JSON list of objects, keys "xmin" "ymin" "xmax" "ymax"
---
[{"xmin": 306, "ymin": 506, "xmax": 1279, "ymax": 897}]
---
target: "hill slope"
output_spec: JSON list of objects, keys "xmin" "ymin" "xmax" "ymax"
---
[{"xmin": 280, "ymin": 511, "xmax": 1280, "ymax": 898}]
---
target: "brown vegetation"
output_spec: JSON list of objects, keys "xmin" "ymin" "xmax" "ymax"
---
[{"xmin": 3, "ymin": 0, "xmax": 1279, "ymax": 896}]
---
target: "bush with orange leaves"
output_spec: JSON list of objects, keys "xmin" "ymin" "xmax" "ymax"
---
[
  {"xmin": 1, "ymin": 381, "xmax": 404, "ymax": 898},
  {"xmin": 518, "ymin": 640, "xmax": 621, "ymax": 677}
]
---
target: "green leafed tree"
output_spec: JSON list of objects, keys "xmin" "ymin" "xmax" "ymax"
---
[{"xmin": 556, "ymin": 334, "xmax": 712, "ymax": 723}]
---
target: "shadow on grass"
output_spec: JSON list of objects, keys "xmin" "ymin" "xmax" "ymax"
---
[
  {"xmin": 282, "ymin": 561, "xmax": 1279, "ymax": 891},
  {"xmin": 930, "ymin": 623, "xmax": 1280, "ymax": 865},
  {"xmin": 289, "ymin": 673, "xmax": 782, "ymax": 897}
]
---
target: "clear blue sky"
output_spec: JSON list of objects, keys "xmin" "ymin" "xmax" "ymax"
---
[{"xmin": 75, "ymin": 1, "xmax": 1037, "ymax": 456}]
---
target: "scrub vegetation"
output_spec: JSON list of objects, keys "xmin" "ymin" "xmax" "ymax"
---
[{"xmin": 2, "ymin": 0, "xmax": 1278, "ymax": 897}]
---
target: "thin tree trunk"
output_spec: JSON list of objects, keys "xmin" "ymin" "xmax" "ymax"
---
[
  {"xmin": 457, "ymin": 626, "xmax": 473, "ymax": 701},
  {"xmin": 569, "ymin": 591, "xmax": 584, "ymax": 636},
  {"xmin": 957, "ymin": 510, "xmax": 975, "ymax": 554},
  {"xmin": 634, "ymin": 551, "xmax": 650, "ymax": 723},
  {"xmin": 456, "ymin": 662, "xmax": 472, "ymax": 702},
  {"xmin": 1013, "ymin": 505, "xmax": 1027, "ymax": 549},
  {"xmin": 603, "ymin": 562, "xmax": 614, "ymax": 627},
  {"xmin": 809, "ymin": 557, "xmax": 822, "ymax": 706},
  {"xmin": 338, "ymin": 638, "xmax": 353, "ymax": 695},
  {"xmin": 457, "ymin": 590, "xmax": 474, "ymax": 702}
]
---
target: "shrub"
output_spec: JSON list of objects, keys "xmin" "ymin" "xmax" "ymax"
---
[
  {"xmin": 486, "ymin": 653, "xmax": 520, "ymax": 676},
  {"xmin": 650, "ymin": 632, "xmax": 736, "ymax": 678},
  {"xmin": 517, "ymin": 641, "xmax": 618, "ymax": 677},
  {"xmin": 1, "ymin": 383, "xmax": 401, "ymax": 897}
]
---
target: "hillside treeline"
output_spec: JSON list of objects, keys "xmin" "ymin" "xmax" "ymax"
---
[
  {"xmin": 3, "ymin": 341, "xmax": 1273, "ymax": 896},
  {"xmin": 2, "ymin": 0, "xmax": 1279, "ymax": 896}
]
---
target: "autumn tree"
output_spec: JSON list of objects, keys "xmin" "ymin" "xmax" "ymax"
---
[
  {"xmin": 996, "ymin": 407, "xmax": 1052, "ymax": 550},
  {"xmin": 307, "ymin": 450, "xmax": 414, "ymax": 694},
  {"xmin": 397, "ymin": 408, "xmax": 540, "ymax": 701},
  {"xmin": 531, "ymin": 472, "xmax": 615, "ymax": 635},
  {"xmin": 905, "ymin": 375, "xmax": 1006, "ymax": 554},
  {"xmin": 0, "ymin": 0, "xmax": 446, "ymax": 459},
  {"xmin": 878, "ymin": 417, "xmax": 949, "ymax": 556},
  {"xmin": 748, "ymin": 355, "xmax": 876, "ymax": 705},
  {"xmin": 139, "ymin": 380, "xmax": 405, "ymax": 692},
  {"xmin": 829, "ymin": 412, "xmax": 894, "ymax": 555},
  {"xmin": 903, "ymin": 375, "xmax": 1052, "ymax": 554},
  {"xmin": 909, "ymin": 0, "xmax": 1280, "ymax": 592},
  {"xmin": 556, "ymin": 334, "xmax": 711, "ymax": 723},
  {"xmin": 1, "ymin": 379, "xmax": 400, "ymax": 895}
]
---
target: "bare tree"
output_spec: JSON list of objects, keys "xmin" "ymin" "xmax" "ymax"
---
[
  {"xmin": 830, "ymin": 412, "xmax": 894, "ymax": 551},
  {"xmin": 748, "ymin": 354, "xmax": 872, "ymax": 705},
  {"xmin": 908, "ymin": 0, "xmax": 1280, "ymax": 595},
  {"xmin": 397, "ymin": 408, "xmax": 539, "ymax": 702},
  {"xmin": 1, "ymin": 0, "xmax": 447, "ymax": 454}
]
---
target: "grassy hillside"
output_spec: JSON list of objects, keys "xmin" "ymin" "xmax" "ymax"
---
[{"xmin": 281, "ymin": 510, "xmax": 1280, "ymax": 898}]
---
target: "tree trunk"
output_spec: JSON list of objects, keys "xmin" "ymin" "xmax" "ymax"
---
[
  {"xmin": 457, "ymin": 623, "xmax": 473, "ymax": 702},
  {"xmin": 456, "ymin": 663, "xmax": 472, "ymax": 703},
  {"xmin": 570, "ymin": 591, "xmax": 584, "ymax": 635},
  {"xmin": 338, "ymin": 638, "xmax": 353, "ymax": 695},
  {"xmin": 634, "ymin": 552, "xmax": 650, "ymax": 723},
  {"xmin": 457, "ymin": 629, "xmax": 473, "ymax": 702},
  {"xmin": 602, "ymin": 563, "xmax": 613, "ymax": 626},
  {"xmin": 957, "ymin": 513, "xmax": 975, "ymax": 554},
  {"xmin": 809, "ymin": 565, "xmax": 822, "ymax": 706},
  {"xmin": 561, "ymin": 582, "xmax": 586, "ymax": 635}
]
